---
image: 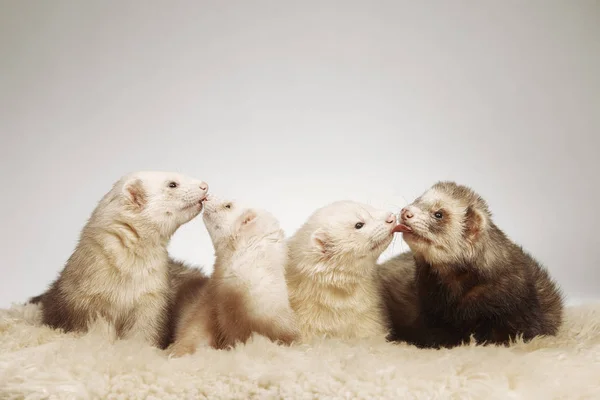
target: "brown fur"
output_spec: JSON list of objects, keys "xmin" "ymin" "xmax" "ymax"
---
[
  {"xmin": 387, "ymin": 181, "xmax": 564, "ymax": 348},
  {"xmin": 170, "ymin": 261, "xmax": 299, "ymax": 356},
  {"xmin": 211, "ymin": 259, "xmax": 299, "ymax": 349},
  {"xmin": 29, "ymin": 258, "xmax": 210, "ymax": 349},
  {"xmin": 377, "ymin": 252, "xmax": 421, "ymax": 343},
  {"xmin": 163, "ymin": 259, "xmax": 210, "ymax": 348},
  {"xmin": 33, "ymin": 223, "xmax": 172, "ymax": 348},
  {"xmin": 28, "ymin": 293, "xmax": 44, "ymax": 304}
]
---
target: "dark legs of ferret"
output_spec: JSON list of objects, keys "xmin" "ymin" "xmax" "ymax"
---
[{"xmin": 387, "ymin": 312, "xmax": 525, "ymax": 349}]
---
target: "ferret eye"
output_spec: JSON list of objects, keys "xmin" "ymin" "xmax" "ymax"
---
[
  {"xmin": 434, "ymin": 211, "xmax": 443, "ymax": 219},
  {"xmin": 224, "ymin": 204, "xmax": 232, "ymax": 209},
  {"xmin": 168, "ymin": 182, "xmax": 178, "ymax": 188},
  {"xmin": 355, "ymin": 222, "xmax": 364, "ymax": 229}
]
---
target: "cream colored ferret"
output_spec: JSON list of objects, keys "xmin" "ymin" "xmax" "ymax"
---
[
  {"xmin": 286, "ymin": 201, "xmax": 397, "ymax": 341},
  {"xmin": 32, "ymin": 171, "xmax": 209, "ymax": 348},
  {"xmin": 170, "ymin": 196, "xmax": 299, "ymax": 356}
]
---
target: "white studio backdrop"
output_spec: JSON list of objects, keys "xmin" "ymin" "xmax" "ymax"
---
[{"xmin": 1, "ymin": 1, "xmax": 598, "ymax": 308}]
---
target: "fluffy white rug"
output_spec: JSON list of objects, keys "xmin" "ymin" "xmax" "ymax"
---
[{"xmin": 1, "ymin": 303, "xmax": 599, "ymax": 399}]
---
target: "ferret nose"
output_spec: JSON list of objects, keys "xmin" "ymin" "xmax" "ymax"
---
[
  {"xmin": 385, "ymin": 213, "xmax": 396, "ymax": 224},
  {"xmin": 199, "ymin": 182, "xmax": 208, "ymax": 191},
  {"xmin": 401, "ymin": 207, "xmax": 414, "ymax": 220}
]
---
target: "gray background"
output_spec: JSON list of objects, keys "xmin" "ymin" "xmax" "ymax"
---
[{"xmin": 1, "ymin": 1, "xmax": 598, "ymax": 308}]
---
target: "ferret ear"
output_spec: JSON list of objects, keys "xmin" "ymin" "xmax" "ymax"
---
[
  {"xmin": 124, "ymin": 179, "xmax": 147, "ymax": 209},
  {"xmin": 311, "ymin": 228, "xmax": 330, "ymax": 255},
  {"xmin": 465, "ymin": 206, "xmax": 486, "ymax": 242},
  {"xmin": 236, "ymin": 209, "xmax": 258, "ymax": 230}
]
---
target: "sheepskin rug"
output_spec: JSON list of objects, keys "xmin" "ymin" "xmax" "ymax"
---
[{"xmin": 1, "ymin": 303, "xmax": 599, "ymax": 399}]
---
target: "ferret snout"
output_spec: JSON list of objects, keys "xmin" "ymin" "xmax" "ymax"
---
[
  {"xmin": 385, "ymin": 213, "xmax": 396, "ymax": 224},
  {"xmin": 199, "ymin": 182, "xmax": 209, "ymax": 198},
  {"xmin": 201, "ymin": 195, "xmax": 215, "ymax": 213},
  {"xmin": 401, "ymin": 207, "xmax": 414, "ymax": 221}
]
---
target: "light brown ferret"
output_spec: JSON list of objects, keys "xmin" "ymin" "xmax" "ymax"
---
[{"xmin": 169, "ymin": 196, "xmax": 298, "ymax": 356}]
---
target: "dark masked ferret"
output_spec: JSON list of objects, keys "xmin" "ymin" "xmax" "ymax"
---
[
  {"xmin": 170, "ymin": 196, "xmax": 299, "ymax": 356},
  {"xmin": 33, "ymin": 171, "xmax": 209, "ymax": 348},
  {"xmin": 391, "ymin": 181, "xmax": 564, "ymax": 348}
]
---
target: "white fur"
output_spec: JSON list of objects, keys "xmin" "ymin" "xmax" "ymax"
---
[
  {"xmin": 286, "ymin": 201, "xmax": 396, "ymax": 341},
  {"xmin": 94, "ymin": 171, "xmax": 208, "ymax": 307},
  {"xmin": 202, "ymin": 196, "xmax": 293, "ymax": 320},
  {"xmin": 49, "ymin": 171, "xmax": 208, "ymax": 345},
  {"xmin": 1, "ymin": 302, "xmax": 599, "ymax": 398},
  {"xmin": 97, "ymin": 170, "xmax": 209, "ymax": 239}
]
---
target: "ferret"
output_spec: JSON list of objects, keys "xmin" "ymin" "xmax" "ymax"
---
[
  {"xmin": 163, "ymin": 258, "xmax": 210, "ymax": 348},
  {"xmin": 285, "ymin": 201, "xmax": 397, "ymax": 341},
  {"xmin": 391, "ymin": 181, "xmax": 564, "ymax": 348},
  {"xmin": 167, "ymin": 258, "xmax": 210, "ymax": 298},
  {"xmin": 377, "ymin": 251, "xmax": 420, "ymax": 343},
  {"xmin": 170, "ymin": 196, "xmax": 298, "ymax": 356},
  {"xmin": 32, "ymin": 171, "xmax": 209, "ymax": 348}
]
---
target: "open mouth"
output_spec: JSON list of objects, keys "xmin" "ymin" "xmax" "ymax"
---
[{"xmin": 392, "ymin": 224, "xmax": 431, "ymax": 244}]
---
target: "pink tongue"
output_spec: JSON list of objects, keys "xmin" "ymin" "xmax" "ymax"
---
[{"xmin": 392, "ymin": 224, "xmax": 412, "ymax": 233}]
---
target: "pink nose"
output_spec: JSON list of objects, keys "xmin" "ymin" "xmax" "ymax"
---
[
  {"xmin": 401, "ymin": 207, "xmax": 414, "ymax": 220},
  {"xmin": 385, "ymin": 213, "xmax": 396, "ymax": 224},
  {"xmin": 199, "ymin": 182, "xmax": 208, "ymax": 191}
]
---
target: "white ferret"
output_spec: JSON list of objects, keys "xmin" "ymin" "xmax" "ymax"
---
[
  {"xmin": 286, "ymin": 200, "xmax": 397, "ymax": 341},
  {"xmin": 170, "ymin": 196, "xmax": 299, "ymax": 356}
]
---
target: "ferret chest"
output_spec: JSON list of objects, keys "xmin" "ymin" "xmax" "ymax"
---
[
  {"xmin": 416, "ymin": 261, "xmax": 481, "ymax": 318},
  {"xmin": 225, "ymin": 248, "xmax": 289, "ymax": 308},
  {"xmin": 93, "ymin": 254, "xmax": 169, "ymax": 310}
]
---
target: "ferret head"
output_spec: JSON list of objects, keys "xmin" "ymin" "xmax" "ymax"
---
[
  {"xmin": 393, "ymin": 181, "xmax": 491, "ymax": 264},
  {"xmin": 105, "ymin": 171, "xmax": 209, "ymax": 238},
  {"xmin": 291, "ymin": 201, "xmax": 397, "ymax": 267},
  {"xmin": 202, "ymin": 196, "xmax": 283, "ymax": 252}
]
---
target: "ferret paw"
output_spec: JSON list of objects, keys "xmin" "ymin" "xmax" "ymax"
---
[
  {"xmin": 275, "ymin": 329, "xmax": 301, "ymax": 346},
  {"xmin": 167, "ymin": 342, "xmax": 196, "ymax": 358}
]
